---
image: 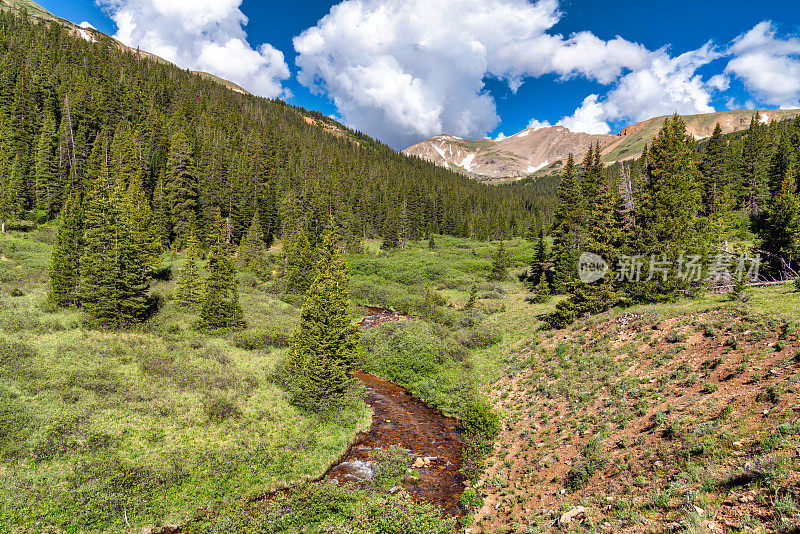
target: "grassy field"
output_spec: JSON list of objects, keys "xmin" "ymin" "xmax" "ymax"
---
[
  {"xmin": 0, "ymin": 227, "xmax": 373, "ymax": 532},
  {"xmin": 0, "ymin": 227, "xmax": 533, "ymax": 532}
]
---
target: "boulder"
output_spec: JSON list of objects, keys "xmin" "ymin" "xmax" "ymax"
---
[{"xmin": 559, "ymin": 506, "xmax": 586, "ymax": 525}]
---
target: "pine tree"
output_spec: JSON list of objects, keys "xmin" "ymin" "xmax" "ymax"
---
[
  {"xmin": 700, "ymin": 123, "xmax": 727, "ymax": 214},
  {"xmin": 284, "ymin": 216, "xmax": 360, "ymax": 411},
  {"xmin": 464, "ymin": 283, "xmax": 478, "ymax": 310},
  {"xmin": 759, "ymin": 171, "xmax": 800, "ymax": 275},
  {"xmin": 166, "ymin": 128, "xmax": 198, "ymax": 247},
  {"xmin": 174, "ymin": 214, "xmax": 203, "ymax": 307},
  {"xmin": 527, "ymin": 230, "xmax": 548, "ymax": 289},
  {"xmin": 79, "ymin": 134, "xmax": 123, "ymax": 326},
  {"xmin": 198, "ymin": 210, "xmax": 245, "ymax": 329},
  {"xmin": 741, "ymin": 113, "xmax": 770, "ymax": 215},
  {"xmin": 79, "ymin": 134, "xmax": 154, "ymax": 327},
  {"xmin": 547, "ymin": 171, "xmax": 623, "ymax": 326},
  {"xmin": 152, "ymin": 175, "xmax": 170, "ymax": 250},
  {"xmin": 428, "ymin": 234, "xmax": 436, "ymax": 249},
  {"xmin": 489, "ymin": 241, "xmax": 508, "ymax": 281},
  {"xmin": 49, "ymin": 190, "xmax": 83, "ymax": 307},
  {"xmin": 238, "ymin": 209, "xmax": 269, "ymax": 277},
  {"xmin": 284, "ymin": 224, "xmax": 316, "ymax": 294},
  {"xmin": 530, "ymin": 276, "xmax": 550, "ymax": 304},
  {"xmin": 35, "ymin": 109, "xmax": 61, "ymax": 214},
  {"xmin": 381, "ymin": 212, "xmax": 400, "ymax": 250},
  {"xmin": 632, "ymin": 114, "xmax": 705, "ymax": 301},
  {"xmin": 551, "ymin": 154, "xmax": 579, "ymax": 293}
]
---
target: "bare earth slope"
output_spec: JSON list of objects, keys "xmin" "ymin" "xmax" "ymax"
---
[
  {"xmin": 473, "ymin": 307, "xmax": 800, "ymax": 533},
  {"xmin": 403, "ymin": 128, "xmax": 613, "ymax": 181}
]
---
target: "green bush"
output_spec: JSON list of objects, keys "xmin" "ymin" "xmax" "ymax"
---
[
  {"xmin": 459, "ymin": 487, "xmax": 482, "ymax": 511},
  {"xmin": 231, "ymin": 328, "xmax": 292, "ymax": 350},
  {"xmin": 461, "ymin": 396, "xmax": 500, "ymax": 444},
  {"xmin": 203, "ymin": 394, "xmax": 242, "ymax": 423},
  {"xmin": 456, "ymin": 324, "xmax": 502, "ymax": 349}
]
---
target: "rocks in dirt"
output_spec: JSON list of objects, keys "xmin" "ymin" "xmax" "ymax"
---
[
  {"xmin": 412, "ymin": 456, "xmax": 439, "ymax": 468},
  {"xmin": 389, "ymin": 485, "xmax": 402, "ymax": 494},
  {"xmin": 739, "ymin": 494, "xmax": 755, "ymax": 503},
  {"xmin": 558, "ymin": 506, "xmax": 586, "ymax": 525}
]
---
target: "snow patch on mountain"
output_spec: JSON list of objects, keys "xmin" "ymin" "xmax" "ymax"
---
[
  {"xmin": 526, "ymin": 161, "xmax": 549, "ymax": 174},
  {"xmin": 460, "ymin": 153, "xmax": 476, "ymax": 172},
  {"xmin": 77, "ymin": 29, "xmax": 96, "ymax": 43},
  {"xmin": 431, "ymin": 143, "xmax": 448, "ymax": 161}
]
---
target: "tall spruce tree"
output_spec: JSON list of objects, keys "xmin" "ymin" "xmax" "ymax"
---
[
  {"xmin": 34, "ymin": 109, "xmax": 61, "ymax": 214},
  {"xmin": 284, "ymin": 216, "xmax": 360, "ymax": 411},
  {"xmin": 198, "ymin": 210, "xmax": 245, "ymax": 329},
  {"xmin": 174, "ymin": 214, "xmax": 203, "ymax": 307},
  {"xmin": 79, "ymin": 134, "xmax": 154, "ymax": 327},
  {"xmin": 489, "ymin": 241, "xmax": 508, "ymax": 281},
  {"xmin": 238, "ymin": 209, "xmax": 269, "ymax": 277},
  {"xmin": 700, "ymin": 123, "xmax": 727, "ymax": 214},
  {"xmin": 547, "ymin": 165, "xmax": 622, "ymax": 327},
  {"xmin": 741, "ymin": 113, "xmax": 770, "ymax": 215},
  {"xmin": 632, "ymin": 114, "xmax": 705, "ymax": 301},
  {"xmin": 79, "ymin": 134, "xmax": 123, "ymax": 326},
  {"xmin": 166, "ymin": 128, "xmax": 198, "ymax": 247},
  {"xmin": 759, "ymin": 171, "xmax": 800, "ymax": 275},
  {"xmin": 49, "ymin": 191, "xmax": 83, "ymax": 307},
  {"xmin": 551, "ymin": 154, "xmax": 580, "ymax": 293}
]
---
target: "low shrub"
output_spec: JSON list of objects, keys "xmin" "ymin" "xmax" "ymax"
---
[
  {"xmin": 457, "ymin": 324, "xmax": 502, "ymax": 349},
  {"xmin": 232, "ymin": 328, "xmax": 292, "ymax": 350},
  {"xmin": 203, "ymin": 394, "xmax": 242, "ymax": 423}
]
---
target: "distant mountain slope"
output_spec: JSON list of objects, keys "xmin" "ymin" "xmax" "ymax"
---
[
  {"xmin": 601, "ymin": 108, "xmax": 800, "ymax": 163},
  {"xmin": 405, "ymin": 109, "xmax": 800, "ymax": 181},
  {"xmin": 403, "ymin": 127, "xmax": 613, "ymax": 182}
]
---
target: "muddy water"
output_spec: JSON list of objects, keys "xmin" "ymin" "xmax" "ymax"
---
[
  {"xmin": 326, "ymin": 371, "xmax": 467, "ymax": 516},
  {"xmin": 325, "ymin": 307, "xmax": 467, "ymax": 516}
]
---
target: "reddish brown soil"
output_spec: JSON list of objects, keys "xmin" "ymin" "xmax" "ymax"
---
[
  {"xmin": 475, "ymin": 309, "xmax": 800, "ymax": 533},
  {"xmin": 328, "ymin": 372, "xmax": 467, "ymax": 516},
  {"xmin": 358, "ymin": 306, "xmax": 412, "ymax": 329}
]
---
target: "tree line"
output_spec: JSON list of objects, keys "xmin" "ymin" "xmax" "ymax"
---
[
  {"xmin": 0, "ymin": 10, "xmax": 537, "ymax": 247},
  {"xmin": 526, "ymin": 113, "xmax": 800, "ymax": 327}
]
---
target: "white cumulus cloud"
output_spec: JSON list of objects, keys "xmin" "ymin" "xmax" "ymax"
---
[
  {"xmin": 293, "ymin": 0, "xmax": 656, "ymax": 148},
  {"xmin": 725, "ymin": 21, "xmax": 800, "ymax": 109},
  {"xmin": 97, "ymin": 0, "xmax": 290, "ymax": 98},
  {"xmin": 526, "ymin": 119, "xmax": 553, "ymax": 130},
  {"xmin": 558, "ymin": 44, "xmax": 721, "ymax": 134}
]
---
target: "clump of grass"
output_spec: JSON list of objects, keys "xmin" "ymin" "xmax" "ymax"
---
[
  {"xmin": 231, "ymin": 327, "xmax": 292, "ymax": 349},
  {"xmin": 566, "ymin": 433, "xmax": 607, "ymax": 492}
]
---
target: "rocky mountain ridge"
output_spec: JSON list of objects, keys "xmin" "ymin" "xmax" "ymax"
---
[{"xmin": 404, "ymin": 109, "xmax": 800, "ymax": 181}]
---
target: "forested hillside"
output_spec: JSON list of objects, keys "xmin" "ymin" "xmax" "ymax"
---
[
  {"xmin": 0, "ymin": 9, "xmax": 532, "ymax": 246},
  {"xmin": 529, "ymin": 113, "xmax": 800, "ymax": 327}
]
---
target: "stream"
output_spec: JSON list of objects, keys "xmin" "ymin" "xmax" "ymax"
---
[
  {"xmin": 325, "ymin": 307, "xmax": 467, "ymax": 516},
  {"xmin": 167, "ymin": 308, "xmax": 467, "ymax": 532}
]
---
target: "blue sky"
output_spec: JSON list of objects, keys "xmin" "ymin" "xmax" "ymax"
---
[{"xmin": 38, "ymin": 0, "xmax": 800, "ymax": 148}]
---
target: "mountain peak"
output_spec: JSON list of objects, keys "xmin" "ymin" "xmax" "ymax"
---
[{"xmin": 404, "ymin": 108, "xmax": 800, "ymax": 181}]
